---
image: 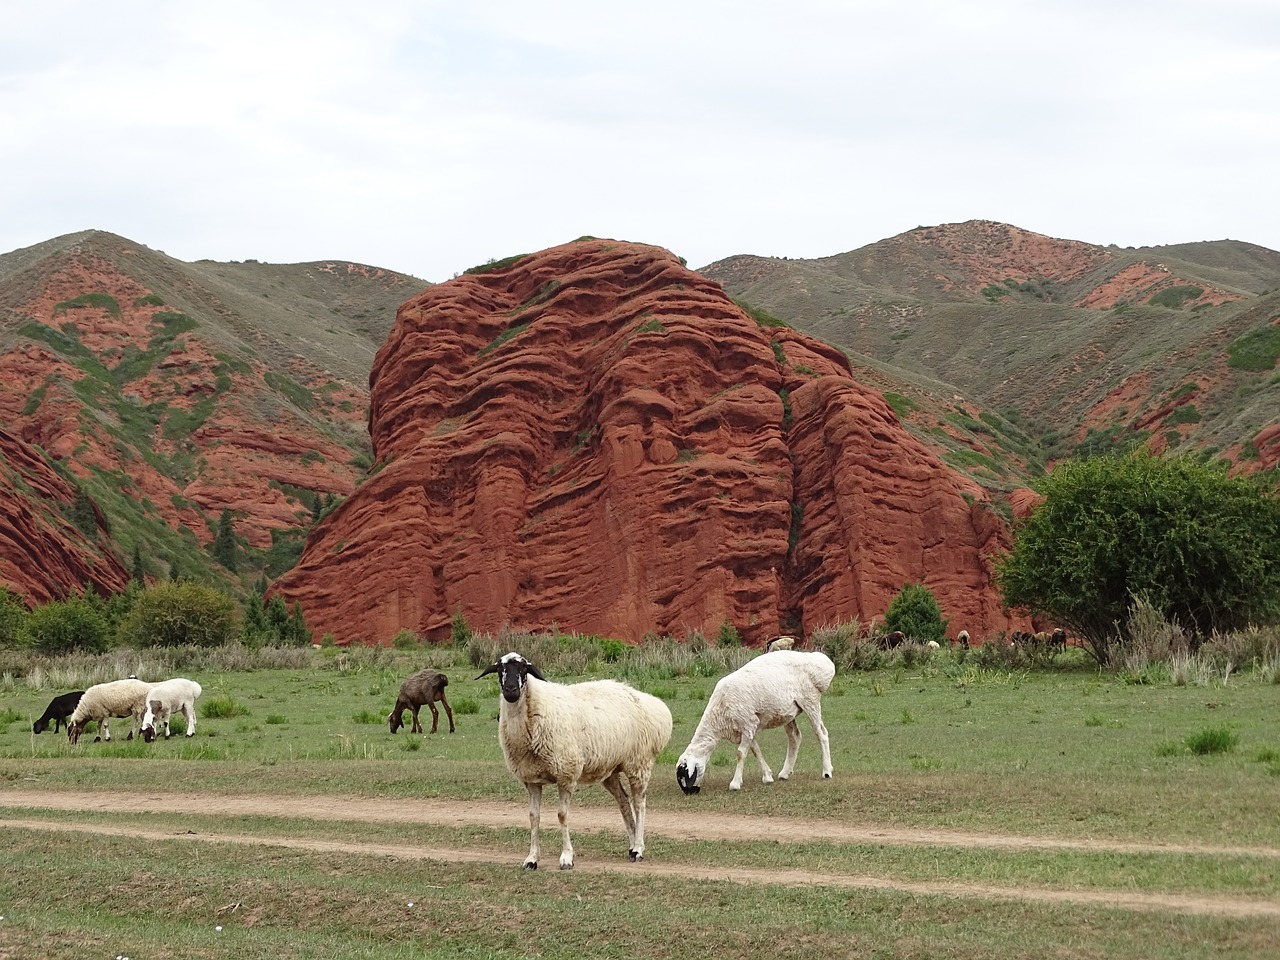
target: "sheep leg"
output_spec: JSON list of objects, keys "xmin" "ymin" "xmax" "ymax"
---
[
  {"xmin": 99, "ymin": 718, "xmax": 110, "ymax": 742},
  {"xmin": 439, "ymin": 692, "xmax": 455, "ymax": 733},
  {"xmin": 749, "ymin": 738, "xmax": 776, "ymax": 785},
  {"xmin": 730, "ymin": 723, "xmax": 768, "ymax": 790},
  {"xmin": 555, "ymin": 783, "xmax": 576, "ymax": 870},
  {"xmin": 626, "ymin": 771, "xmax": 652, "ymax": 862},
  {"xmin": 523, "ymin": 783, "xmax": 543, "ymax": 869},
  {"xmin": 410, "ymin": 705, "xmax": 423, "ymax": 734},
  {"xmin": 183, "ymin": 703, "xmax": 196, "ymax": 737},
  {"xmin": 777, "ymin": 718, "xmax": 803, "ymax": 780},
  {"xmin": 426, "ymin": 701, "xmax": 439, "ymax": 733},
  {"xmin": 806, "ymin": 701, "xmax": 834, "ymax": 779},
  {"xmin": 601, "ymin": 772, "xmax": 639, "ymax": 854}
]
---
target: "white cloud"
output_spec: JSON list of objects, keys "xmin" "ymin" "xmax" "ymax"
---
[{"xmin": 1, "ymin": 0, "xmax": 1277, "ymax": 280}]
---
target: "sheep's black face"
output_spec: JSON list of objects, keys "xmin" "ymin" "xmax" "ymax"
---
[
  {"xmin": 142, "ymin": 724, "xmax": 157, "ymax": 743},
  {"xmin": 477, "ymin": 652, "xmax": 544, "ymax": 704},
  {"xmin": 497, "ymin": 659, "xmax": 527, "ymax": 703},
  {"xmin": 67, "ymin": 721, "xmax": 85, "ymax": 746},
  {"xmin": 32, "ymin": 719, "xmax": 47, "ymax": 734},
  {"xmin": 676, "ymin": 759, "xmax": 702, "ymax": 795}
]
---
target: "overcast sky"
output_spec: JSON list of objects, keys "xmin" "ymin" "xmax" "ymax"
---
[{"xmin": 3, "ymin": 1, "xmax": 1277, "ymax": 282}]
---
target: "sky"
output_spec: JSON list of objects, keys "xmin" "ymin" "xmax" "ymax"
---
[{"xmin": 2, "ymin": 1, "xmax": 1278, "ymax": 283}]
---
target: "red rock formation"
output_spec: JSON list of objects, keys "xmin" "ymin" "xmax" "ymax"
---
[
  {"xmin": 275, "ymin": 239, "xmax": 1021, "ymax": 645},
  {"xmin": 0, "ymin": 427, "xmax": 129, "ymax": 604}
]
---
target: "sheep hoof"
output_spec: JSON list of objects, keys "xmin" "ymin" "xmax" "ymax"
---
[
  {"xmin": 559, "ymin": 862, "xmax": 574, "ymax": 871},
  {"xmin": 628, "ymin": 849, "xmax": 642, "ymax": 862},
  {"xmin": 523, "ymin": 861, "xmax": 538, "ymax": 870},
  {"xmin": 824, "ymin": 772, "xmax": 833, "ymax": 779}
]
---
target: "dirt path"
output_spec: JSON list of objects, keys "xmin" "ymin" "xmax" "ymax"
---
[{"xmin": 3, "ymin": 790, "xmax": 1278, "ymax": 920}]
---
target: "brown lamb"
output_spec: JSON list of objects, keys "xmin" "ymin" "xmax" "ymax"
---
[{"xmin": 388, "ymin": 669, "xmax": 455, "ymax": 734}]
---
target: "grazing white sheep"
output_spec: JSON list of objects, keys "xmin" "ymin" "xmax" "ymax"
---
[
  {"xmin": 140, "ymin": 678, "xmax": 203, "ymax": 742},
  {"xmin": 676, "ymin": 649, "xmax": 835, "ymax": 793},
  {"xmin": 66, "ymin": 679, "xmax": 153, "ymax": 745},
  {"xmin": 955, "ymin": 629, "xmax": 970, "ymax": 649},
  {"xmin": 765, "ymin": 635, "xmax": 795, "ymax": 652},
  {"xmin": 476, "ymin": 652, "xmax": 673, "ymax": 870}
]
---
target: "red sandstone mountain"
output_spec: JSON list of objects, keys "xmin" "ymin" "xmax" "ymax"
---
[
  {"xmin": 704, "ymin": 221, "xmax": 1280, "ymax": 478},
  {"xmin": 0, "ymin": 426, "xmax": 128, "ymax": 603},
  {"xmin": 274, "ymin": 239, "xmax": 1021, "ymax": 645},
  {"xmin": 0, "ymin": 231, "xmax": 423, "ymax": 600}
]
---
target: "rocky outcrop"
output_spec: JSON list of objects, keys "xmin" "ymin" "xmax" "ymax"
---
[
  {"xmin": 275, "ymin": 239, "xmax": 1021, "ymax": 645},
  {"xmin": 0, "ymin": 427, "xmax": 128, "ymax": 604}
]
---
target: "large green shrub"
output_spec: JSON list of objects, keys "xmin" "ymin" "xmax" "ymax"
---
[
  {"xmin": 24, "ymin": 593, "xmax": 111, "ymax": 655},
  {"xmin": 996, "ymin": 452, "xmax": 1280, "ymax": 664},
  {"xmin": 883, "ymin": 583, "xmax": 949, "ymax": 644},
  {"xmin": 117, "ymin": 581, "xmax": 237, "ymax": 648}
]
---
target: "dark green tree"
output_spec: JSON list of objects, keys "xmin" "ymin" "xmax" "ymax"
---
[
  {"xmin": 70, "ymin": 486, "xmax": 98, "ymax": 538},
  {"xmin": 996, "ymin": 451, "xmax": 1280, "ymax": 664},
  {"xmin": 213, "ymin": 508, "xmax": 237, "ymax": 572},
  {"xmin": 131, "ymin": 543, "xmax": 146, "ymax": 585},
  {"xmin": 0, "ymin": 587, "xmax": 29, "ymax": 648},
  {"xmin": 883, "ymin": 582, "xmax": 949, "ymax": 644},
  {"xmin": 286, "ymin": 601, "xmax": 310, "ymax": 646}
]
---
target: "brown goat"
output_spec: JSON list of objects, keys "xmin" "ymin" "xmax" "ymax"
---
[{"xmin": 388, "ymin": 669, "xmax": 455, "ymax": 734}]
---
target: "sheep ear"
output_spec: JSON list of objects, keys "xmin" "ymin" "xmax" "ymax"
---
[
  {"xmin": 525, "ymin": 661, "xmax": 545, "ymax": 681},
  {"xmin": 475, "ymin": 662, "xmax": 500, "ymax": 680}
]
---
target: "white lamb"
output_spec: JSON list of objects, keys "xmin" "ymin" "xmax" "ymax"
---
[
  {"xmin": 66, "ymin": 678, "xmax": 153, "ymax": 745},
  {"xmin": 676, "ymin": 649, "xmax": 835, "ymax": 793},
  {"xmin": 140, "ymin": 678, "xmax": 203, "ymax": 742},
  {"xmin": 476, "ymin": 652, "xmax": 673, "ymax": 870}
]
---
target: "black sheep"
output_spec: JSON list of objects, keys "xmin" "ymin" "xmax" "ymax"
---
[{"xmin": 32, "ymin": 690, "xmax": 85, "ymax": 734}]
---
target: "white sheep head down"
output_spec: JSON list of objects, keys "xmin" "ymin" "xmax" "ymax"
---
[{"xmin": 476, "ymin": 651, "xmax": 545, "ymax": 702}]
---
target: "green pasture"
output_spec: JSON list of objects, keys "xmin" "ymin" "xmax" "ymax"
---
[{"xmin": 0, "ymin": 645, "xmax": 1278, "ymax": 958}]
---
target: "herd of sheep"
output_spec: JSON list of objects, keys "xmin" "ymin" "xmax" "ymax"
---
[
  {"xmin": 32, "ymin": 632, "xmax": 982, "ymax": 870},
  {"xmin": 33, "ymin": 676, "xmax": 203, "ymax": 744}
]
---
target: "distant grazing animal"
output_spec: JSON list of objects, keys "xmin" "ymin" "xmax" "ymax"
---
[
  {"xmin": 926, "ymin": 640, "xmax": 940, "ymax": 650},
  {"xmin": 1050, "ymin": 628, "xmax": 1067, "ymax": 651},
  {"xmin": 676, "ymin": 649, "xmax": 835, "ymax": 793},
  {"xmin": 955, "ymin": 629, "xmax": 970, "ymax": 649},
  {"xmin": 477, "ymin": 652, "xmax": 673, "ymax": 869},
  {"xmin": 32, "ymin": 690, "xmax": 84, "ymax": 734},
  {"xmin": 140, "ymin": 678, "xmax": 203, "ymax": 742},
  {"xmin": 879, "ymin": 630, "xmax": 906, "ymax": 650},
  {"xmin": 388, "ymin": 668, "xmax": 455, "ymax": 734},
  {"xmin": 765, "ymin": 635, "xmax": 795, "ymax": 652},
  {"xmin": 67, "ymin": 679, "xmax": 152, "ymax": 745}
]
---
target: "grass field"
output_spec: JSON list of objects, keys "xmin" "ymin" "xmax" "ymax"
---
[{"xmin": 1, "ymin": 643, "xmax": 1277, "ymax": 958}]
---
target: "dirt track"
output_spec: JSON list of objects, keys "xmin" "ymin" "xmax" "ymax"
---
[{"xmin": 3, "ymin": 790, "xmax": 1278, "ymax": 919}]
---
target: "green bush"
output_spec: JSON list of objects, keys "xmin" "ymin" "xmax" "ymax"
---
[
  {"xmin": 117, "ymin": 581, "xmax": 237, "ymax": 648},
  {"xmin": 996, "ymin": 452, "xmax": 1280, "ymax": 664},
  {"xmin": 716, "ymin": 619, "xmax": 742, "ymax": 647},
  {"xmin": 883, "ymin": 583, "xmax": 949, "ymax": 645},
  {"xmin": 23, "ymin": 594, "xmax": 111, "ymax": 655}
]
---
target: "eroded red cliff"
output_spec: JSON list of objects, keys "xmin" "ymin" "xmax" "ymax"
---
[
  {"xmin": 275, "ymin": 239, "xmax": 1020, "ymax": 645},
  {"xmin": 0, "ymin": 427, "xmax": 129, "ymax": 604}
]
